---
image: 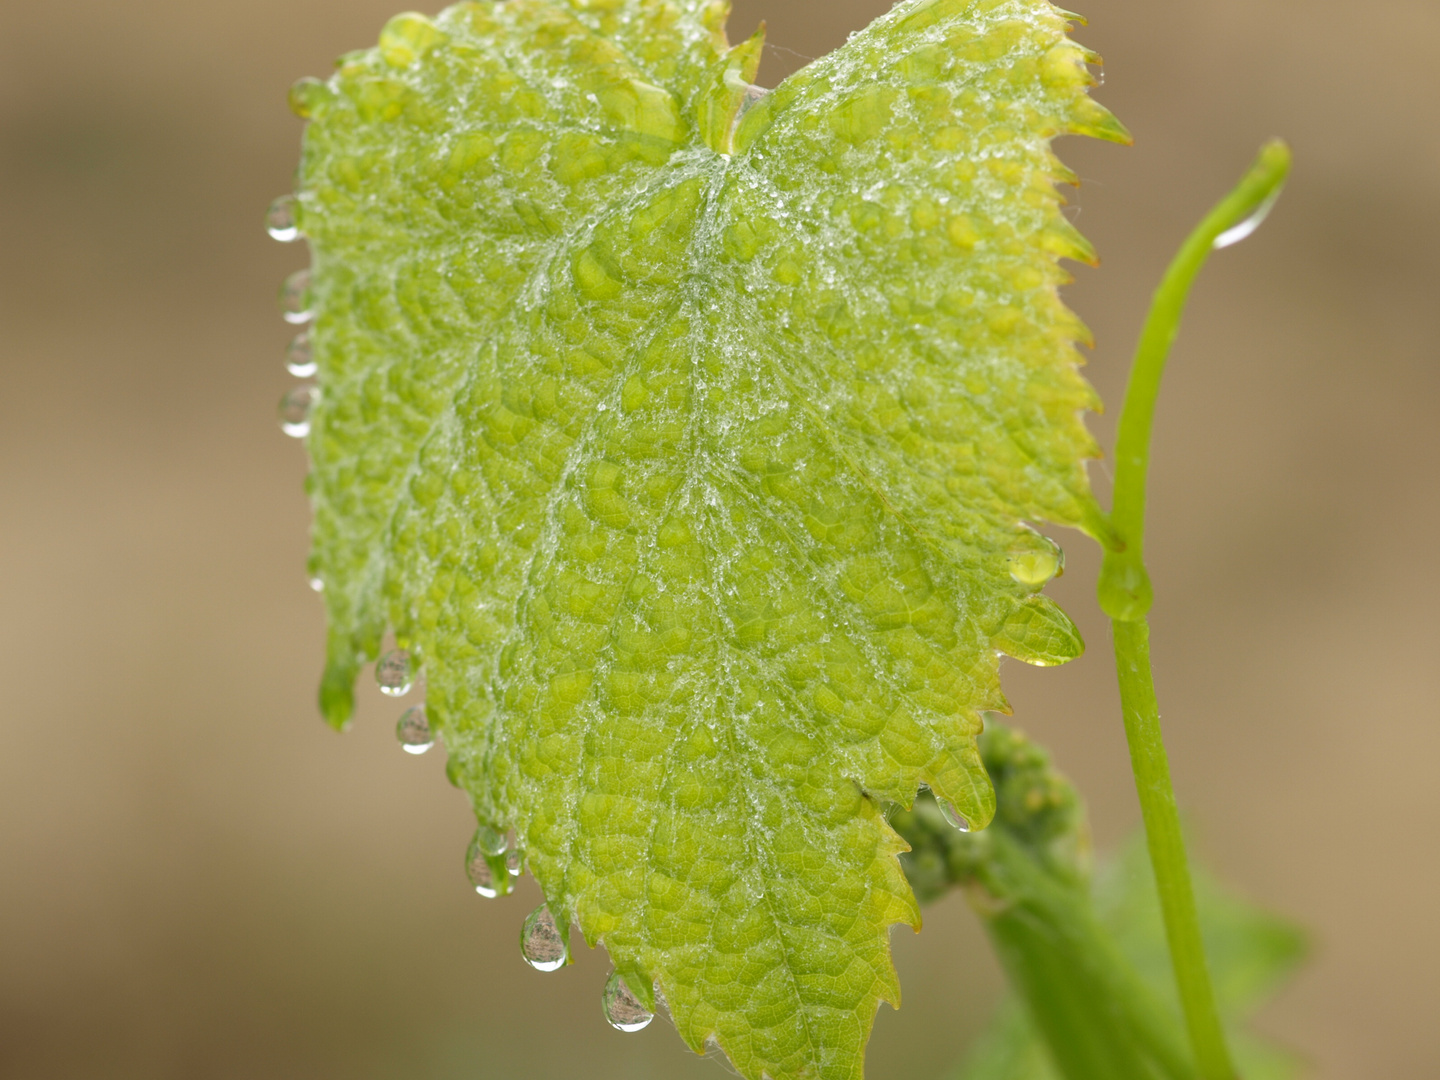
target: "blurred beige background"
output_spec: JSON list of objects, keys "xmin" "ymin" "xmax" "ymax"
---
[{"xmin": 1, "ymin": 0, "xmax": 1435, "ymax": 1077}]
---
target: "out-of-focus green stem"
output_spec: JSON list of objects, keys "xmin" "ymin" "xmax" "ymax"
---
[
  {"xmin": 893, "ymin": 726, "xmax": 1197, "ymax": 1080},
  {"xmin": 977, "ymin": 827, "xmax": 1197, "ymax": 1080},
  {"xmin": 1098, "ymin": 140, "xmax": 1291, "ymax": 1080}
]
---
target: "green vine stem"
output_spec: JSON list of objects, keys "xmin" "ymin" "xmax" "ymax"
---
[{"xmin": 1098, "ymin": 139, "xmax": 1292, "ymax": 1080}]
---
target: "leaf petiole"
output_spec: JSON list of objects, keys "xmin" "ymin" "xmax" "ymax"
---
[{"xmin": 1099, "ymin": 139, "xmax": 1292, "ymax": 1080}]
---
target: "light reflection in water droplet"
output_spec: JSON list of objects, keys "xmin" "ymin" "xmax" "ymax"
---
[
  {"xmin": 278, "ymin": 385, "xmax": 317, "ymax": 438},
  {"xmin": 466, "ymin": 833, "xmax": 501, "ymax": 899},
  {"xmin": 1008, "ymin": 542, "xmax": 1063, "ymax": 587},
  {"xmin": 396, "ymin": 705, "xmax": 433, "ymax": 754},
  {"xmin": 308, "ymin": 576, "xmax": 324, "ymax": 593},
  {"xmin": 1213, "ymin": 188, "xmax": 1282, "ymax": 249},
  {"xmin": 474, "ymin": 825, "xmax": 507, "ymax": 857},
  {"xmin": 520, "ymin": 905, "xmax": 568, "ymax": 971},
  {"xmin": 375, "ymin": 649, "xmax": 413, "ymax": 696},
  {"xmin": 937, "ymin": 798, "xmax": 971, "ymax": 833},
  {"xmin": 505, "ymin": 849, "xmax": 522, "ymax": 877},
  {"xmin": 266, "ymin": 195, "xmax": 300, "ymax": 242},
  {"xmin": 279, "ymin": 268, "xmax": 314, "ymax": 324},
  {"xmin": 286, "ymin": 332, "xmax": 317, "ymax": 377},
  {"xmin": 602, "ymin": 972, "xmax": 654, "ymax": 1032}
]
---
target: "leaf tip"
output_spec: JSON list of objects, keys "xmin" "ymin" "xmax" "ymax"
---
[
  {"xmin": 319, "ymin": 649, "xmax": 357, "ymax": 732},
  {"xmin": 1069, "ymin": 96, "xmax": 1133, "ymax": 145}
]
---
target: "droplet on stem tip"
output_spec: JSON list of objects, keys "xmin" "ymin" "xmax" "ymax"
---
[{"xmin": 1212, "ymin": 188, "xmax": 1282, "ymax": 250}]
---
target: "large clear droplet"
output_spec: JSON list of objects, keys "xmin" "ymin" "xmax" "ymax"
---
[
  {"xmin": 266, "ymin": 195, "xmax": 300, "ymax": 242},
  {"xmin": 937, "ymin": 798, "xmax": 971, "ymax": 833},
  {"xmin": 466, "ymin": 834, "xmax": 501, "ymax": 899},
  {"xmin": 285, "ymin": 332, "xmax": 316, "ymax": 377},
  {"xmin": 278, "ymin": 385, "xmax": 317, "ymax": 438},
  {"xmin": 396, "ymin": 705, "xmax": 433, "ymax": 754},
  {"xmin": 520, "ymin": 905, "xmax": 568, "ymax": 972},
  {"xmin": 375, "ymin": 649, "xmax": 413, "ymax": 696},
  {"xmin": 279, "ymin": 268, "xmax": 314, "ymax": 325},
  {"xmin": 602, "ymin": 972, "xmax": 654, "ymax": 1032},
  {"xmin": 1008, "ymin": 540, "xmax": 1063, "ymax": 587}
]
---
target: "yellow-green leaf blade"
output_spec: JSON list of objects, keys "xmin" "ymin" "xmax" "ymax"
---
[{"xmin": 290, "ymin": 2, "xmax": 1119, "ymax": 1078}]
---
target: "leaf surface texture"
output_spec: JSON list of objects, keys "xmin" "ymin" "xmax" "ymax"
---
[{"xmin": 291, "ymin": 1, "xmax": 1122, "ymax": 1076}]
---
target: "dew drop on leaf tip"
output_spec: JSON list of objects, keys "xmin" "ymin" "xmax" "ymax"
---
[
  {"xmin": 474, "ymin": 824, "xmax": 508, "ymax": 857},
  {"xmin": 521, "ymin": 905, "xmax": 569, "ymax": 972},
  {"xmin": 602, "ymin": 972, "xmax": 654, "ymax": 1032},
  {"xmin": 279, "ymin": 268, "xmax": 313, "ymax": 324},
  {"xmin": 286, "ymin": 332, "xmax": 316, "ymax": 377},
  {"xmin": 278, "ymin": 385, "xmax": 317, "ymax": 438},
  {"xmin": 937, "ymin": 798, "xmax": 972, "ymax": 833},
  {"xmin": 375, "ymin": 648, "xmax": 413, "ymax": 696},
  {"xmin": 466, "ymin": 834, "xmax": 502, "ymax": 899},
  {"xmin": 396, "ymin": 705, "xmax": 433, "ymax": 754},
  {"xmin": 506, "ymin": 848, "xmax": 523, "ymax": 877},
  {"xmin": 266, "ymin": 195, "xmax": 300, "ymax": 242}
]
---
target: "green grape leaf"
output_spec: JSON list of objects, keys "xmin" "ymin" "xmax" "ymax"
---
[{"xmin": 287, "ymin": 1, "xmax": 1124, "ymax": 1077}]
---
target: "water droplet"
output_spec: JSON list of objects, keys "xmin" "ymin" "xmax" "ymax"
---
[
  {"xmin": 278, "ymin": 385, "xmax": 317, "ymax": 438},
  {"xmin": 279, "ymin": 268, "xmax": 314, "ymax": 325},
  {"xmin": 602, "ymin": 972, "xmax": 654, "ymax": 1032},
  {"xmin": 285, "ymin": 332, "xmax": 316, "ymax": 377},
  {"xmin": 375, "ymin": 649, "xmax": 413, "ymax": 696},
  {"xmin": 309, "ymin": 575, "xmax": 325, "ymax": 592},
  {"xmin": 1213, "ymin": 188, "xmax": 1281, "ymax": 249},
  {"xmin": 466, "ymin": 834, "xmax": 502, "ymax": 899},
  {"xmin": 1008, "ymin": 540, "xmax": 1063, "ymax": 587},
  {"xmin": 520, "ymin": 905, "xmax": 568, "ymax": 971},
  {"xmin": 266, "ymin": 195, "xmax": 300, "ymax": 242},
  {"xmin": 396, "ymin": 705, "xmax": 433, "ymax": 754},
  {"xmin": 288, "ymin": 76, "xmax": 333, "ymax": 119},
  {"xmin": 937, "ymin": 798, "xmax": 971, "ymax": 833},
  {"xmin": 474, "ymin": 825, "xmax": 507, "ymax": 857},
  {"xmin": 506, "ymin": 849, "xmax": 523, "ymax": 877}
]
